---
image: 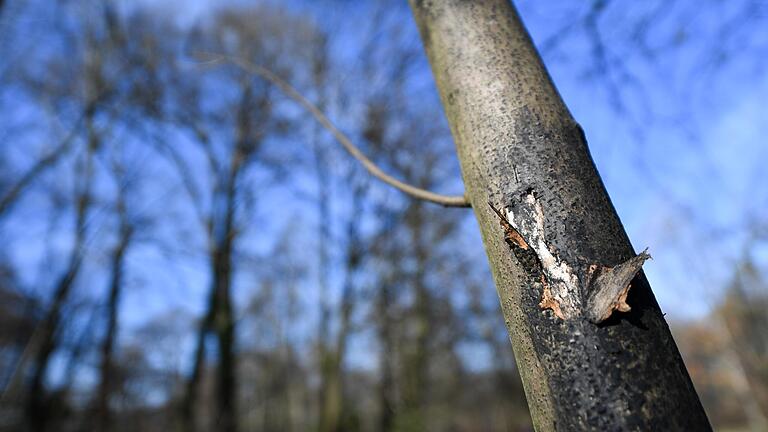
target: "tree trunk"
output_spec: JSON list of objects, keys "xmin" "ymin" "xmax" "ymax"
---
[
  {"xmin": 319, "ymin": 180, "xmax": 365, "ymax": 432},
  {"xmin": 376, "ymin": 279, "xmax": 396, "ymax": 432},
  {"xmin": 213, "ymin": 242, "xmax": 236, "ymax": 432},
  {"xmin": 315, "ymin": 136, "xmax": 336, "ymax": 432},
  {"xmin": 95, "ymin": 209, "xmax": 132, "ymax": 432},
  {"xmin": 183, "ymin": 195, "xmax": 239, "ymax": 432},
  {"xmin": 312, "ymin": 37, "xmax": 341, "ymax": 432},
  {"xmin": 409, "ymin": 1, "xmax": 711, "ymax": 430},
  {"xmin": 26, "ymin": 115, "xmax": 98, "ymax": 432},
  {"xmin": 180, "ymin": 81, "xmax": 257, "ymax": 432},
  {"xmin": 26, "ymin": 263, "xmax": 81, "ymax": 432},
  {"xmin": 181, "ymin": 298, "xmax": 213, "ymax": 432},
  {"xmin": 399, "ymin": 203, "xmax": 430, "ymax": 431}
]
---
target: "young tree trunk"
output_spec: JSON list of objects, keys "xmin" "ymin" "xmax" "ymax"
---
[{"xmin": 409, "ymin": 1, "xmax": 711, "ymax": 430}]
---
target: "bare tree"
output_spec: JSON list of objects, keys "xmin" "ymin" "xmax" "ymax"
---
[
  {"xmin": 176, "ymin": 94, "xmax": 262, "ymax": 432},
  {"xmin": 173, "ymin": 10, "xmax": 302, "ymax": 431}
]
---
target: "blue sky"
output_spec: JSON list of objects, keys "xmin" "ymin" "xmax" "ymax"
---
[{"xmin": 2, "ymin": 0, "xmax": 766, "ymax": 386}]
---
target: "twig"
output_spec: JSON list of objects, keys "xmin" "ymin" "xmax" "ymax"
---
[{"xmin": 197, "ymin": 53, "xmax": 470, "ymax": 208}]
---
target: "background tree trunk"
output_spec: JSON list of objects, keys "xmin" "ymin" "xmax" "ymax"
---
[
  {"xmin": 181, "ymin": 296, "xmax": 215, "ymax": 432},
  {"xmin": 409, "ymin": 0, "xmax": 711, "ymax": 430},
  {"xmin": 26, "ymin": 114, "xmax": 98, "ymax": 432},
  {"xmin": 94, "ymin": 192, "xmax": 133, "ymax": 432},
  {"xmin": 399, "ymin": 201, "xmax": 431, "ymax": 431},
  {"xmin": 213, "ymin": 165, "xmax": 237, "ymax": 432}
]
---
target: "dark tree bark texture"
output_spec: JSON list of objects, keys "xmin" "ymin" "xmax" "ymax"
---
[{"xmin": 409, "ymin": 1, "xmax": 711, "ymax": 430}]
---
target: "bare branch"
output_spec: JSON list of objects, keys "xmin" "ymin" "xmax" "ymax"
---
[
  {"xmin": 0, "ymin": 117, "xmax": 81, "ymax": 217},
  {"xmin": 197, "ymin": 54, "xmax": 470, "ymax": 208}
]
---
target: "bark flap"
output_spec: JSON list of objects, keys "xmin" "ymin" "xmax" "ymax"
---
[{"xmin": 584, "ymin": 250, "xmax": 651, "ymax": 323}]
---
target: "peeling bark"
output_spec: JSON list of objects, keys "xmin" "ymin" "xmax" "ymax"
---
[
  {"xmin": 502, "ymin": 191, "xmax": 581, "ymax": 320},
  {"xmin": 492, "ymin": 194, "xmax": 651, "ymax": 324}
]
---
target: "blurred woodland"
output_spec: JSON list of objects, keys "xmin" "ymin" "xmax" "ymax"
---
[{"xmin": 0, "ymin": 1, "xmax": 766, "ymax": 431}]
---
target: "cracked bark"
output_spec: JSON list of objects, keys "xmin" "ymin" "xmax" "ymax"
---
[{"xmin": 410, "ymin": 0, "xmax": 711, "ymax": 430}]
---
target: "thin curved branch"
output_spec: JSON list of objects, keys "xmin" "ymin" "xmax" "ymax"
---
[
  {"xmin": 198, "ymin": 54, "xmax": 470, "ymax": 208},
  {"xmin": 0, "ymin": 115, "xmax": 82, "ymax": 217}
]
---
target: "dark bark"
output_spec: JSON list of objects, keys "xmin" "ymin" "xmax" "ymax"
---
[{"xmin": 409, "ymin": 0, "xmax": 711, "ymax": 430}]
